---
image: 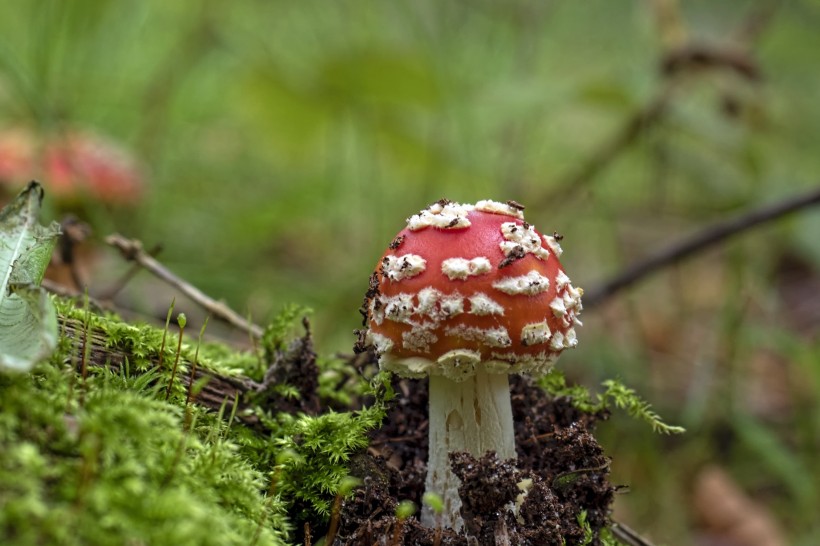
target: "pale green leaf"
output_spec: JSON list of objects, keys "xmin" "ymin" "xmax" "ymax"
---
[{"xmin": 0, "ymin": 182, "xmax": 61, "ymax": 371}]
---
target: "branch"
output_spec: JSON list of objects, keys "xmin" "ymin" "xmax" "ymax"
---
[
  {"xmin": 583, "ymin": 186, "xmax": 820, "ymax": 308},
  {"xmin": 535, "ymin": 3, "xmax": 777, "ymax": 209},
  {"xmin": 59, "ymin": 315, "xmax": 260, "ymax": 426},
  {"xmin": 58, "ymin": 311, "xmax": 323, "ymax": 428},
  {"xmin": 105, "ymin": 234, "xmax": 264, "ymax": 339},
  {"xmin": 538, "ymin": 83, "xmax": 674, "ymax": 206},
  {"xmin": 610, "ymin": 521, "xmax": 658, "ymax": 546}
]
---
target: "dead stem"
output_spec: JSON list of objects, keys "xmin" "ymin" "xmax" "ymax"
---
[
  {"xmin": 105, "ymin": 234, "xmax": 263, "ymax": 339},
  {"xmin": 584, "ymin": 185, "xmax": 820, "ymax": 308}
]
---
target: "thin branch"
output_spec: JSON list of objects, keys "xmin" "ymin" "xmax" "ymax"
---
[
  {"xmin": 538, "ymin": 83, "xmax": 674, "ymax": 206},
  {"xmin": 105, "ymin": 233, "xmax": 264, "ymax": 339},
  {"xmin": 60, "ymin": 316, "xmax": 258, "ymax": 425},
  {"xmin": 98, "ymin": 242, "xmax": 163, "ymax": 300},
  {"xmin": 610, "ymin": 521, "xmax": 658, "ymax": 546},
  {"xmin": 583, "ymin": 185, "xmax": 820, "ymax": 308},
  {"xmin": 535, "ymin": 3, "xmax": 778, "ymax": 210}
]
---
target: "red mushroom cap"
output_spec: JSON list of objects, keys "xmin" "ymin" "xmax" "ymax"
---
[
  {"xmin": 0, "ymin": 127, "xmax": 143, "ymax": 204},
  {"xmin": 363, "ymin": 199, "xmax": 582, "ymax": 381}
]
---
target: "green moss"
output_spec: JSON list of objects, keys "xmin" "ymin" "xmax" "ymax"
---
[
  {"xmin": 540, "ymin": 368, "xmax": 685, "ymax": 435},
  {"xmin": 1, "ymin": 298, "xmax": 390, "ymax": 545}
]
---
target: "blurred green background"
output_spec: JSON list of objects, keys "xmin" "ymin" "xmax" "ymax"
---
[{"xmin": 1, "ymin": 0, "xmax": 818, "ymax": 544}]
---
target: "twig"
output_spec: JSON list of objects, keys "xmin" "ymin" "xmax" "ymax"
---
[
  {"xmin": 660, "ymin": 44, "xmax": 760, "ymax": 80},
  {"xmin": 105, "ymin": 234, "xmax": 264, "ymax": 339},
  {"xmin": 325, "ymin": 492, "xmax": 343, "ymax": 545},
  {"xmin": 583, "ymin": 185, "xmax": 820, "ymax": 308},
  {"xmin": 537, "ymin": 3, "xmax": 778, "ymax": 210},
  {"xmin": 59, "ymin": 316, "xmax": 260, "ymax": 427},
  {"xmin": 731, "ymin": 0, "xmax": 783, "ymax": 45},
  {"xmin": 610, "ymin": 521, "xmax": 657, "ymax": 546},
  {"xmin": 304, "ymin": 522, "xmax": 312, "ymax": 546},
  {"xmin": 538, "ymin": 83, "xmax": 674, "ymax": 206},
  {"xmin": 99, "ymin": 242, "xmax": 163, "ymax": 300}
]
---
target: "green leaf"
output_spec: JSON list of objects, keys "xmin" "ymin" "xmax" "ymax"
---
[{"xmin": 0, "ymin": 182, "xmax": 61, "ymax": 371}]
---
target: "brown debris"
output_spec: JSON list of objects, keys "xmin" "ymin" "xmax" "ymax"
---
[
  {"xmin": 390, "ymin": 235, "xmax": 406, "ymax": 250},
  {"xmin": 498, "ymin": 245, "xmax": 527, "ymax": 269},
  {"xmin": 333, "ymin": 375, "xmax": 615, "ymax": 545}
]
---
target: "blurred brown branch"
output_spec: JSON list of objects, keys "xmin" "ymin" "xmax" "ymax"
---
[
  {"xmin": 105, "ymin": 233, "xmax": 264, "ymax": 339},
  {"xmin": 536, "ymin": 1, "xmax": 778, "ymax": 208},
  {"xmin": 60, "ymin": 316, "xmax": 258, "ymax": 425},
  {"xmin": 584, "ymin": 185, "xmax": 820, "ymax": 308}
]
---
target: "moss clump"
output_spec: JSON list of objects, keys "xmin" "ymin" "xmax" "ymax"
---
[
  {"xmin": 0, "ymin": 298, "xmax": 391, "ymax": 545},
  {"xmin": 0, "ymin": 363, "xmax": 290, "ymax": 545}
]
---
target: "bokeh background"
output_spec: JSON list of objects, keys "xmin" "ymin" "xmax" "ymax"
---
[{"xmin": 0, "ymin": 1, "xmax": 818, "ymax": 544}]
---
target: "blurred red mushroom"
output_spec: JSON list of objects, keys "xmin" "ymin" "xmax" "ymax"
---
[
  {"xmin": 0, "ymin": 126, "xmax": 143, "ymax": 206},
  {"xmin": 0, "ymin": 126, "xmax": 145, "ymax": 289}
]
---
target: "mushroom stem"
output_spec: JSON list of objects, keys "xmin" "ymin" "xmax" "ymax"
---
[{"xmin": 421, "ymin": 366, "xmax": 516, "ymax": 530}]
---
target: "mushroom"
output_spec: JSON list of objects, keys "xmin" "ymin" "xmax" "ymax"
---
[
  {"xmin": 0, "ymin": 126, "xmax": 144, "ymax": 289},
  {"xmin": 361, "ymin": 199, "xmax": 583, "ymax": 530},
  {"xmin": 0, "ymin": 126, "xmax": 143, "ymax": 205}
]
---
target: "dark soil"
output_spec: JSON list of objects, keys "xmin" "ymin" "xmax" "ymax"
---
[{"xmin": 333, "ymin": 374, "xmax": 615, "ymax": 545}]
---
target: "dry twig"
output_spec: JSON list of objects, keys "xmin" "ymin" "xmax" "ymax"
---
[
  {"xmin": 105, "ymin": 233, "xmax": 264, "ymax": 339},
  {"xmin": 583, "ymin": 185, "xmax": 820, "ymax": 308},
  {"xmin": 59, "ymin": 316, "xmax": 260, "ymax": 426}
]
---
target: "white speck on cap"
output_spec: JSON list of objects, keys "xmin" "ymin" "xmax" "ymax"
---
[
  {"xmin": 406, "ymin": 201, "xmax": 474, "ymax": 231},
  {"xmin": 555, "ymin": 270, "xmax": 571, "ymax": 290},
  {"xmin": 366, "ymin": 331, "xmax": 394, "ymax": 354},
  {"xmin": 383, "ymin": 293, "xmax": 416, "ymax": 323},
  {"xmin": 439, "ymin": 293, "xmax": 465, "ymax": 318},
  {"xmin": 444, "ymin": 325, "xmax": 512, "ymax": 348},
  {"xmin": 468, "ymin": 293, "xmax": 505, "ymax": 316},
  {"xmin": 520, "ymin": 321, "xmax": 552, "ymax": 346},
  {"xmin": 416, "ymin": 287, "xmax": 440, "ymax": 317},
  {"xmin": 492, "ymin": 270, "xmax": 550, "ymax": 296},
  {"xmin": 382, "ymin": 254, "xmax": 427, "ymax": 282},
  {"xmin": 441, "ymin": 257, "xmax": 492, "ymax": 280},
  {"xmin": 549, "ymin": 297, "xmax": 567, "ymax": 317},
  {"xmin": 500, "ymin": 222, "xmax": 550, "ymax": 260},
  {"xmin": 543, "ymin": 234, "xmax": 563, "ymax": 258},
  {"xmin": 474, "ymin": 200, "xmax": 525, "ymax": 219},
  {"xmin": 564, "ymin": 328, "xmax": 578, "ymax": 348},
  {"xmin": 402, "ymin": 324, "xmax": 439, "ymax": 352},
  {"xmin": 549, "ymin": 331, "xmax": 565, "ymax": 351}
]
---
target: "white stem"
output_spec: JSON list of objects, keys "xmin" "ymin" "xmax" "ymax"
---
[{"xmin": 421, "ymin": 368, "xmax": 516, "ymax": 530}]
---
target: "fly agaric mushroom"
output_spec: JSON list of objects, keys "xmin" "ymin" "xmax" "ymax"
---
[
  {"xmin": 360, "ymin": 199, "xmax": 583, "ymax": 530},
  {"xmin": 0, "ymin": 126, "xmax": 144, "ymax": 289},
  {"xmin": 0, "ymin": 126, "xmax": 143, "ymax": 205}
]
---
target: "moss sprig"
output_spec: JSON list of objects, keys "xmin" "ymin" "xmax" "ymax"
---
[{"xmin": 540, "ymin": 369, "xmax": 685, "ymax": 435}]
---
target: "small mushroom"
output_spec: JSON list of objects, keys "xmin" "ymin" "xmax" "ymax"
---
[
  {"xmin": 0, "ymin": 126, "xmax": 143, "ymax": 205},
  {"xmin": 362, "ymin": 199, "xmax": 583, "ymax": 530},
  {"xmin": 0, "ymin": 126, "xmax": 144, "ymax": 289}
]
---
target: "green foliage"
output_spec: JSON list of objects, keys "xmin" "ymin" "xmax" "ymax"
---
[
  {"xmin": 0, "ymin": 364, "xmax": 289, "ymax": 545},
  {"xmin": 395, "ymin": 500, "xmax": 416, "ymax": 520},
  {"xmin": 0, "ymin": 182, "xmax": 61, "ymax": 371},
  {"xmin": 576, "ymin": 510, "xmax": 624, "ymax": 546},
  {"xmin": 1, "ymin": 301, "xmax": 393, "ymax": 545},
  {"xmin": 255, "ymin": 371, "xmax": 392, "ymax": 521},
  {"xmin": 540, "ymin": 369, "xmax": 685, "ymax": 435},
  {"xmin": 262, "ymin": 304, "xmax": 313, "ymax": 355},
  {"xmin": 422, "ymin": 491, "xmax": 444, "ymax": 515}
]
